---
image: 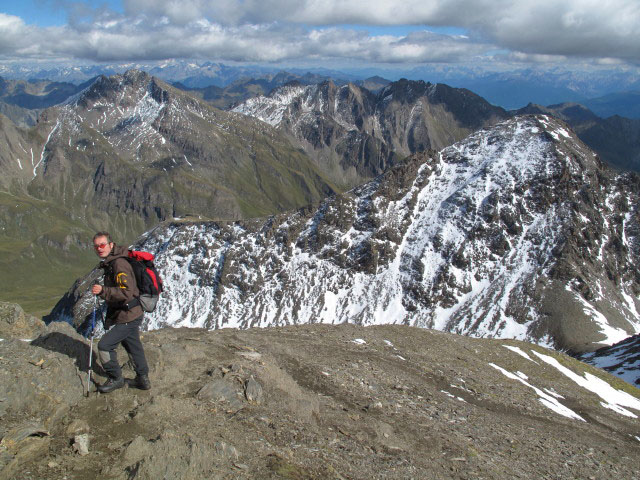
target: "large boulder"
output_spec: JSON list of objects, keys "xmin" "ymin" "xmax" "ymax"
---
[
  {"xmin": 0, "ymin": 320, "xmax": 90, "ymax": 476},
  {"xmin": 0, "ymin": 302, "xmax": 46, "ymax": 340}
]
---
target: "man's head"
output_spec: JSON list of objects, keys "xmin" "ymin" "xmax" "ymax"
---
[{"xmin": 93, "ymin": 231, "xmax": 114, "ymax": 259}]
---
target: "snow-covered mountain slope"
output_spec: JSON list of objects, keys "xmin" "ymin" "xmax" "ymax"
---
[
  {"xmin": 580, "ymin": 334, "xmax": 640, "ymax": 386},
  {"xmin": 233, "ymin": 79, "xmax": 508, "ymax": 189},
  {"xmin": 51, "ymin": 115, "xmax": 640, "ymax": 354}
]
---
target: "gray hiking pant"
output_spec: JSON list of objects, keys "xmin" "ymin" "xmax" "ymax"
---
[{"xmin": 98, "ymin": 317, "xmax": 149, "ymax": 379}]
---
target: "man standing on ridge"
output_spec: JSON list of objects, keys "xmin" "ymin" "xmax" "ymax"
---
[{"xmin": 91, "ymin": 231, "xmax": 151, "ymax": 393}]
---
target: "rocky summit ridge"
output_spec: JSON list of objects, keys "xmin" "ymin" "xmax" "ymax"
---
[
  {"xmin": 233, "ymin": 79, "xmax": 508, "ymax": 189},
  {"xmin": 1, "ymin": 303, "xmax": 640, "ymax": 479},
  {"xmin": 51, "ymin": 115, "xmax": 640, "ymax": 360}
]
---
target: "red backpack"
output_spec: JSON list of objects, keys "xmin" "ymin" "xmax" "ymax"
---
[{"xmin": 124, "ymin": 250, "xmax": 164, "ymax": 313}]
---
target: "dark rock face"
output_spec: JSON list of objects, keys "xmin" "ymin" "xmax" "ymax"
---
[
  {"xmin": 580, "ymin": 334, "xmax": 640, "ymax": 386},
  {"xmin": 2, "ymin": 323, "xmax": 640, "ymax": 479},
  {"xmin": 51, "ymin": 115, "xmax": 640, "ymax": 354},
  {"xmin": 234, "ymin": 79, "xmax": 508, "ymax": 189}
]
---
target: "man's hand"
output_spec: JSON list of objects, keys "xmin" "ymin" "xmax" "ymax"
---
[{"xmin": 92, "ymin": 284, "xmax": 103, "ymax": 295}]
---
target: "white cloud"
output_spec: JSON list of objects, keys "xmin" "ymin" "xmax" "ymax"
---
[
  {"xmin": 1, "ymin": 1, "xmax": 639, "ymax": 65},
  {"xmin": 0, "ymin": 14, "xmax": 36, "ymax": 54},
  {"xmin": 0, "ymin": 14, "xmax": 486, "ymax": 64}
]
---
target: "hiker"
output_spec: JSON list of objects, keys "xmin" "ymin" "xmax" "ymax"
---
[{"xmin": 91, "ymin": 231, "xmax": 151, "ymax": 393}]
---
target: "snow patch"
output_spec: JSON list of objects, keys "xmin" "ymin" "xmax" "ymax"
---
[
  {"xmin": 489, "ymin": 362, "xmax": 585, "ymax": 421},
  {"xmin": 569, "ymin": 289, "xmax": 630, "ymax": 345},
  {"xmin": 531, "ymin": 351, "xmax": 640, "ymax": 418},
  {"xmin": 503, "ymin": 345, "xmax": 539, "ymax": 363}
]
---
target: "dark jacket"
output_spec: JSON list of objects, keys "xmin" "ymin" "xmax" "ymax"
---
[{"xmin": 99, "ymin": 245, "xmax": 143, "ymax": 325}]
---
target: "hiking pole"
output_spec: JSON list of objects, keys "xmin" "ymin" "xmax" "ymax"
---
[{"xmin": 86, "ymin": 295, "xmax": 97, "ymax": 397}]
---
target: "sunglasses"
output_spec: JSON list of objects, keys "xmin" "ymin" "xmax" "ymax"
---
[{"xmin": 93, "ymin": 242, "xmax": 110, "ymax": 250}]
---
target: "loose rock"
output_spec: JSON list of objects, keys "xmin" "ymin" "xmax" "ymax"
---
[
  {"xmin": 72, "ymin": 434, "xmax": 90, "ymax": 456},
  {"xmin": 245, "ymin": 376, "xmax": 263, "ymax": 404}
]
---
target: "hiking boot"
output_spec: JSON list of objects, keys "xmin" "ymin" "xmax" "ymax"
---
[
  {"xmin": 126, "ymin": 374, "xmax": 151, "ymax": 390},
  {"xmin": 97, "ymin": 377, "xmax": 125, "ymax": 393}
]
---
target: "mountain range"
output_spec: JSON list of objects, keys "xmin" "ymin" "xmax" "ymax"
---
[
  {"xmin": 233, "ymin": 79, "xmax": 507, "ymax": 189},
  {"xmin": 581, "ymin": 91, "xmax": 640, "ymax": 120},
  {"xmin": 49, "ymin": 115, "xmax": 640, "ymax": 364},
  {"xmin": 2, "ymin": 60, "xmax": 639, "ymax": 112},
  {"xmin": 2, "ymin": 69, "xmax": 640, "ymax": 370},
  {"xmin": 0, "ymin": 70, "xmax": 337, "ymax": 312},
  {"xmin": 0, "ymin": 71, "xmax": 537, "ymax": 313}
]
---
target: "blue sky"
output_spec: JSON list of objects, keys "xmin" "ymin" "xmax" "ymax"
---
[
  {"xmin": 0, "ymin": 0, "xmax": 122, "ymax": 26},
  {"xmin": 0, "ymin": 0, "xmax": 638, "ymax": 69}
]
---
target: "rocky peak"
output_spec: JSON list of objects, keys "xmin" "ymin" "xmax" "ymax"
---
[
  {"xmin": 378, "ymin": 78, "xmax": 435, "ymax": 104},
  {"xmin": 72, "ymin": 69, "xmax": 169, "ymax": 112},
  {"xmin": 513, "ymin": 102, "xmax": 640, "ymax": 172},
  {"xmin": 234, "ymin": 78, "xmax": 509, "ymax": 189}
]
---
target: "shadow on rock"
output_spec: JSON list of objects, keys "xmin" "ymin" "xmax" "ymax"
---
[{"xmin": 31, "ymin": 324, "xmax": 106, "ymax": 377}]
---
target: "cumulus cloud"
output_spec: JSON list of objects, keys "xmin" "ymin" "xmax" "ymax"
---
[
  {"xmin": 121, "ymin": 0, "xmax": 640, "ymax": 61},
  {"xmin": 0, "ymin": 0, "xmax": 638, "ymax": 65},
  {"xmin": 0, "ymin": 14, "xmax": 37, "ymax": 54},
  {"xmin": 0, "ymin": 13, "xmax": 487, "ymax": 63}
]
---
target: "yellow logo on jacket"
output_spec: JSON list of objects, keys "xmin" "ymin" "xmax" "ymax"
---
[{"xmin": 116, "ymin": 273, "xmax": 128, "ymax": 289}]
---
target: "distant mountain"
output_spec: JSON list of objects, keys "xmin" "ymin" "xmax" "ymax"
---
[
  {"xmin": 0, "ymin": 61, "xmax": 334, "ymax": 89},
  {"xmin": 516, "ymin": 103, "xmax": 640, "ymax": 171},
  {"xmin": 174, "ymin": 71, "xmax": 338, "ymax": 109},
  {"xmin": 0, "ymin": 77, "xmax": 92, "ymax": 126},
  {"xmin": 463, "ymin": 78, "xmax": 586, "ymax": 110},
  {"xmin": 0, "ymin": 77, "xmax": 89, "ymax": 109},
  {"xmin": 0, "ymin": 69, "xmax": 336, "ymax": 313},
  {"xmin": 355, "ymin": 76, "xmax": 391, "ymax": 92},
  {"xmin": 582, "ymin": 91, "xmax": 640, "ymax": 120},
  {"xmin": 404, "ymin": 66, "xmax": 640, "ymax": 110},
  {"xmin": 233, "ymin": 79, "xmax": 508, "ymax": 189},
  {"xmin": 3, "ymin": 61, "xmax": 639, "ymax": 117},
  {"xmin": 0, "ymin": 63, "xmax": 125, "ymax": 84},
  {"xmin": 52, "ymin": 115, "xmax": 640, "ymax": 354}
]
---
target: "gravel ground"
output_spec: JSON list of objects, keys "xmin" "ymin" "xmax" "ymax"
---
[{"xmin": 1, "ymin": 321, "xmax": 639, "ymax": 479}]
